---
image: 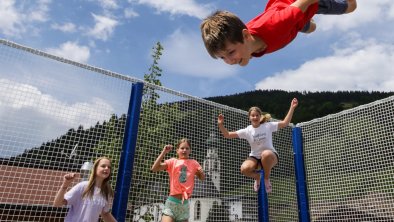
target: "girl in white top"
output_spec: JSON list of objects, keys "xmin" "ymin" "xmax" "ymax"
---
[
  {"xmin": 53, "ymin": 157, "xmax": 117, "ymax": 222},
  {"xmin": 218, "ymin": 98, "xmax": 298, "ymax": 193}
]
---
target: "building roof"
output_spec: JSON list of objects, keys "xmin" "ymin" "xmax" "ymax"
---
[
  {"xmin": 0, "ymin": 164, "xmax": 69, "ymax": 205},
  {"xmin": 192, "ymin": 174, "xmax": 220, "ymax": 198}
]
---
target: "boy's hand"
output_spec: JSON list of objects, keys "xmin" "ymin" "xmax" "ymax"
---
[
  {"xmin": 218, "ymin": 114, "xmax": 225, "ymax": 125},
  {"xmin": 162, "ymin": 145, "xmax": 173, "ymax": 154},
  {"xmin": 291, "ymin": 98, "xmax": 298, "ymax": 109}
]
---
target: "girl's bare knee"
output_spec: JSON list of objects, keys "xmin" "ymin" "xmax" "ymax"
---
[
  {"xmin": 261, "ymin": 151, "xmax": 273, "ymax": 159},
  {"xmin": 240, "ymin": 165, "xmax": 255, "ymax": 176},
  {"xmin": 240, "ymin": 166, "xmax": 249, "ymax": 175},
  {"xmin": 261, "ymin": 151, "xmax": 278, "ymax": 164}
]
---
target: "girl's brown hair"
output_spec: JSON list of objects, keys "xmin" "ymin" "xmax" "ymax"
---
[
  {"xmin": 82, "ymin": 157, "xmax": 114, "ymax": 201},
  {"xmin": 176, "ymin": 138, "xmax": 191, "ymax": 149},
  {"xmin": 248, "ymin": 106, "xmax": 271, "ymax": 124}
]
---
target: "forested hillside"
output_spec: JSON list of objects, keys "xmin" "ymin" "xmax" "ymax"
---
[{"xmin": 206, "ymin": 90, "xmax": 394, "ymax": 124}]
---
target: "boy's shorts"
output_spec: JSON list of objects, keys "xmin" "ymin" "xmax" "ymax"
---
[
  {"xmin": 162, "ymin": 196, "xmax": 190, "ymax": 222},
  {"xmin": 317, "ymin": 0, "xmax": 348, "ymax": 15}
]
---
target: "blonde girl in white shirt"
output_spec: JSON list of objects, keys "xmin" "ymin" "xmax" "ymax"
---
[{"xmin": 218, "ymin": 98, "xmax": 298, "ymax": 193}]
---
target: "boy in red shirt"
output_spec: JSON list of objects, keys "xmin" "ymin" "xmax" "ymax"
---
[{"xmin": 200, "ymin": 0, "xmax": 357, "ymax": 66}]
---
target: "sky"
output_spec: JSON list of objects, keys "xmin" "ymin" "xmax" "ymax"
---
[
  {"xmin": 0, "ymin": 0, "xmax": 394, "ymax": 157},
  {"xmin": 0, "ymin": 0, "xmax": 393, "ymax": 98}
]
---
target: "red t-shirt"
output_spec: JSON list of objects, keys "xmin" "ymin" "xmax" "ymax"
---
[{"xmin": 246, "ymin": 0, "xmax": 318, "ymax": 57}]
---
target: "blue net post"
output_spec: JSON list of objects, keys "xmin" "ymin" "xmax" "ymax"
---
[
  {"xmin": 292, "ymin": 127, "xmax": 310, "ymax": 222},
  {"xmin": 112, "ymin": 82, "xmax": 144, "ymax": 221},
  {"xmin": 257, "ymin": 170, "xmax": 269, "ymax": 222}
]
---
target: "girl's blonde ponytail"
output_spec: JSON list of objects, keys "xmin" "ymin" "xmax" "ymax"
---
[{"xmin": 260, "ymin": 113, "xmax": 271, "ymax": 124}]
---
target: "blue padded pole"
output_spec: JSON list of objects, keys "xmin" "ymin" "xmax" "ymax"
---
[
  {"xmin": 257, "ymin": 170, "xmax": 269, "ymax": 222},
  {"xmin": 112, "ymin": 82, "xmax": 144, "ymax": 221},
  {"xmin": 292, "ymin": 127, "xmax": 310, "ymax": 222}
]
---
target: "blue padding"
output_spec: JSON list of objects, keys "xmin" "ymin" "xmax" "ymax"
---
[
  {"xmin": 257, "ymin": 170, "xmax": 269, "ymax": 222},
  {"xmin": 292, "ymin": 127, "xmax": 310, "ymax": 222},
  {"xmin": 112, "ymin": 82, "xmax": 144, "ymax": 221}
]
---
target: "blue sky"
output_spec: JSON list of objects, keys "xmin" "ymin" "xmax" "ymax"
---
[{"xmin": 1, "ymin": 0, "xmax": 394, "ymax": 98}]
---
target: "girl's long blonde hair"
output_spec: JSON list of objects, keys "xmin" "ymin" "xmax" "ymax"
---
[
  {"xmin": 82, "ymin": 156, "xmax": 114, "ymax": 201},
  {"xmin": 248, "ymin": 106, "xmax": 271, "ymax": 124}
]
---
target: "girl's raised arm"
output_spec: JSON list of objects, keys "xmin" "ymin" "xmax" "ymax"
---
[
  {"xmin": 278, "ymin": 98, "xmax": 298, "ymax": 129},
  {"xmin": 53, "ymin": 173, "xmax": 76, "ymax": 207},
  {"xmin": 218, "ymin": 114, "xmax": 239, "ymax": 139},
  {"xmin": 151, "ymin": 145, "xmax": 172, "ymax": 172}
]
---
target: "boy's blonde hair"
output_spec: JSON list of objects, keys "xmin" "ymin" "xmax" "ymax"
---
[
  {"xmin": 248, "ymin": 106, "xmax": 271, "ymax": 124},
  {"xmin": 200, "ymin": 10, "xmax": 246, "ymax": 58},
  {"xmin": 82, "ymin": 157, "xmax": 114, "ymax": 201}
]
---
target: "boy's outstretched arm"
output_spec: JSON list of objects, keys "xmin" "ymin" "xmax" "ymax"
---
[
  {"xmin": 151, "ymin": 145, "xmax": 172, "ymax": 172},
  {"xmin": 278, "ymin": 98, "xmax": 298, "ymax": 129}
]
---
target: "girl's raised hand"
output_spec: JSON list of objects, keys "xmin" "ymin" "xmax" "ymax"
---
[
  {"xmin": 163, "ymin": 145, "xmax": 173, "ymax": 154},
  {"xmin": 63, "ymin": 173, "xmax": 76, "ymax": 187},
  {"xmin": 218, "ymin": 114, "xmax": 225, "ymax": 125},
  {"xmin": 291, "ymin": 98, "xmax": 298, "ymax": 108}
]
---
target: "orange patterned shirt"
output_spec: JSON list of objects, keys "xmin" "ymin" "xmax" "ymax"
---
[{"xmin": 164, "ymin": 158, "xmax": 202, "ymax": 201}]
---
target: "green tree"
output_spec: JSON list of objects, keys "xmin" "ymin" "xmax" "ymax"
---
[
  {"xmin": 130, "ymin": 41, "xmax": 186, "ymax": 206},
  {"xmin": 93, "ymin": 114, "xmax": 125, "ymax": 179},
  {"xmin": 143, "ymin": 42, "xmax": 163, "ymax": 103}
]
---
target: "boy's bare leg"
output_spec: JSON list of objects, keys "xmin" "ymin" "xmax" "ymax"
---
[
  {"xmin": 345, "ymin": 0, "xmax": 357, "ymax": 13},
  {"xmin": 291, "ymin": 0, "xmax": 319, "ymax": 13},
  {"xmin": 293, "ymin": 0, "xmax": 356, "ymax": 14},
  {"xmin": 301, "ymin": 19, "xmax": 316, "ymax": 34}
]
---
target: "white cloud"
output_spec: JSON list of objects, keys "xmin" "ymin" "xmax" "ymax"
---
[
  {"xmin": 29, "ymin": 0, "xmax": 51, "ymax": 22},
  {"xmin": 315, "ymin": 0, "xmax": 394, "ymax": 31},
  {"xmin": 87, "ymin": 13, "xmax": 118, "ymax": 41},
  {"xmin": 0, "ymin": 1, "xmax": 24, "ymax": 37},
  {"xmin": 389, "ymin": 3, "xmax": 394, "ymax": 19},
  {"xmin": 124, "ymin": 7, "xmax": 139, "ymax": 18},
  {"xmin": 51, "ymin": 22, "xmax": 76, "ymax": 33},
  {"xmin": 0, "ymin": 0, "xmax": 50, "ymax": 37},
  {"xmin": 45, "ymin": 41, "xmax": 90, "ymax": 63},
  {"xmin": 0, "ymin": 78, "xmax": 114, "ymax": 128},
  {"xmin": 98, "ymin": 0, "xmax": 118, "ymax": 10},
  {"xmin": 134, "ymin": 0, "xmax": 213, "ymax": 19},
  {"xmin": 161, "ymin": 29, "xmax": 238, "ymax": 79},
  {"xmin": 255, "ymin": 39, "xmax": 394, "ymax": 92},
  {"xmin": 0, "ymin": 78, "xmax": 115, "ymax": 156}
]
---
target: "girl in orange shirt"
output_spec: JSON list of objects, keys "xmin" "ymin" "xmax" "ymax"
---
[{"xmin": 151, "ymin": 138, "xmax": 205, "ymax": 222}]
